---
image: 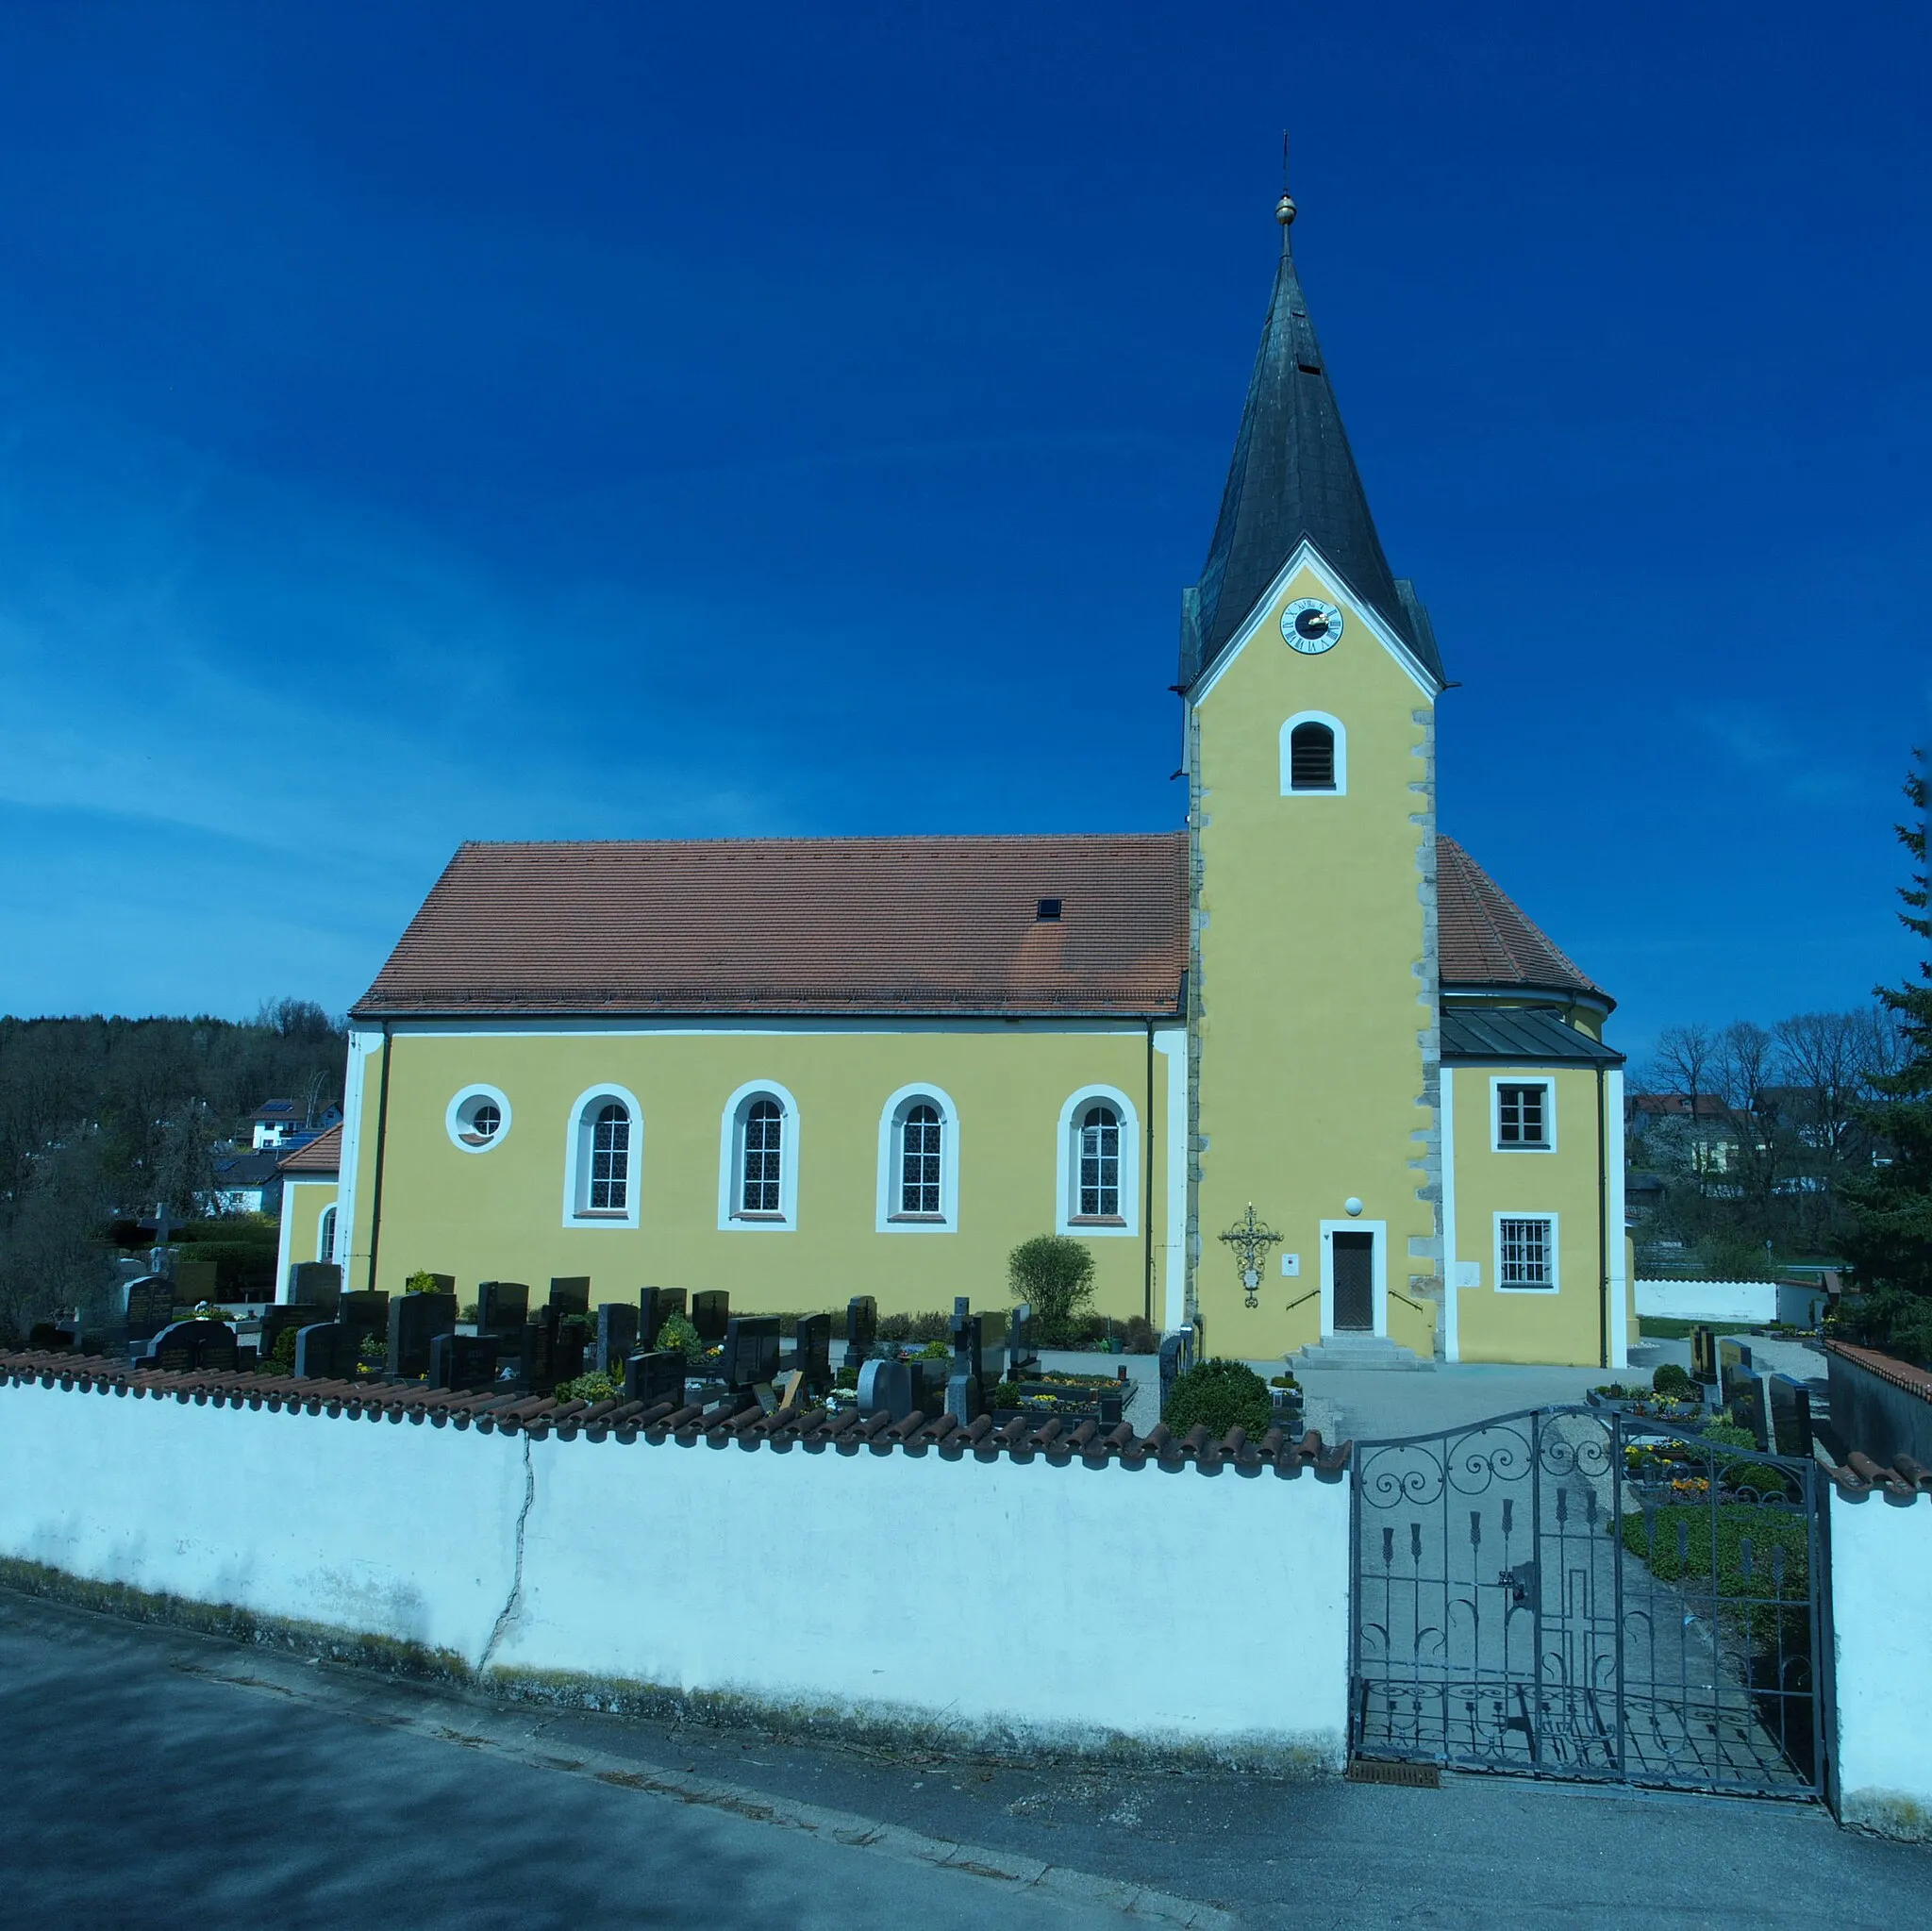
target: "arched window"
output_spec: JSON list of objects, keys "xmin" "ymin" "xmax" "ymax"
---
[
  {"xmin": 876, "ymin": 1087, "xmax": 959, "ymax": 1232},
  {"xmin": 317, "ymin": 1204, "xmax": 337, "ymax": 1263},
  {"xmin": 1279, "ymin": 712, "xmax": 1347, "ymax": 796},
  {"xmin": 1076, "ymin": 1104, "xmax": 1121, "ymax": 1219},
  {"xmin": 718, "ymin": 1082, "xmax": 799, "ymax": 1230},
  {"xmin": 741, "ymin": 1098, "xmax": 783, "ymax": 1213},
  {"xmin": 563, "ymin": 1087, "xmax": 642, "ymax": 1228}
]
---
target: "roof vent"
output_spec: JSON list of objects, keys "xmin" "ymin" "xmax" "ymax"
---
[{"xmin": 1035, "ymin": 898, "xmax": 1062, "ymax": 922}]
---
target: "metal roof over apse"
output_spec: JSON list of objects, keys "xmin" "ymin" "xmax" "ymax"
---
[
  {"xmin": 1180, "ymin": 206, "xmax": 1447, "ymax": 692},
  {"xmin": 1440, "ymin": 1007, "xmax": 1625, "ymax": 1067}
]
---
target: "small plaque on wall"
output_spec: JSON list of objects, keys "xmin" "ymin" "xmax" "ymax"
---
[{"xmin": 1280, "ymin": 1254, "xmax": 1301, "ymax": 1276}]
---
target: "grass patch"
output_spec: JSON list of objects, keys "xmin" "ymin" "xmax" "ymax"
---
[
  {"xmin": 1619, "ymin": 1501, "xmax": 1810, "ymax": 1652},
  {"xmin": 1637, "ymin": 1317, "xmax": 1757, "ymax": 1341}
]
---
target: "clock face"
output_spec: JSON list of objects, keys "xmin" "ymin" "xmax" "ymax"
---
[{"xmin": 1281, "ymin": 597, "xmax": 1342, "ymax": 654}]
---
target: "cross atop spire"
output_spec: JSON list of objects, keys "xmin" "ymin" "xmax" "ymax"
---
[{"xmin": 1178, "ymin": 189, "xmax": 1444, "ymax": 692}]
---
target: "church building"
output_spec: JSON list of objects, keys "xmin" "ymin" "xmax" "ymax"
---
[{"xmin": 329, "ymin": 191, "xmax": 1631, "ymax": 1369}]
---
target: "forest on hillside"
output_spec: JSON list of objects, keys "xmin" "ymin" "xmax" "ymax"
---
[{"xmin": 0, "ymin": 1000, "xmax": 347, "ymax": 1340}]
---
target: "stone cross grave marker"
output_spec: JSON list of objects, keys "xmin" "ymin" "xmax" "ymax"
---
[
  {"xmin": 389, "ymin": 1292, "xmax": 458, "ymax": 1378},
  {"xmin": 475, "ymin": 1281, "xmax": 529, "ymax": 1340},
  {"xmin": 429, "ymin": 1333, "xmax": 499, "ymax": 1392},
  {"xmin": 691, "ymin": 1290, "xmax": 729, "ymax": 1344},
  {"xmin": 594, "ymin": 1303, "xmax": 640, "ymax": 1374},
  {"xmin": 624, "ymin": 1349, "xmax": 685, "ymax": 1407},
  {"xmin": 843, "ymin": 1295, "xmax": 876, "ymax": 1370}
]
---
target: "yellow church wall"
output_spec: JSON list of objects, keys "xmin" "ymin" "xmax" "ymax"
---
[
  {"xmin": 342, "ymin": 1023, "xmax": 1177, "ymax": 1324},
  {"xmin": 1447, "ymin": 1062, "xmax": 1609, "ymax": 1367},
  {"xmin": 1190, "ymin": 557, "xmax": 1439, "ymax": 1362},
  {"xmin": 279, "ymin": 1178, "xmax": 339, "ymax": 1278}
]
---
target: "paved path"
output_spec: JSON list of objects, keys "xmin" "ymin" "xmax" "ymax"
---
[{"xmin": 0, "ymin": 1589, "xmax": 1924, "ymax": 1928}]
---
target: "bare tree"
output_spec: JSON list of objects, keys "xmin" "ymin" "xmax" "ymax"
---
[
  {"xmin": 1774, "ymin": 1007, "xmax": 1899, "ymax": 1168},
  {"xmin": 1645, "ymin": 1022, "xmax": 1722, "ymax": 1191}
]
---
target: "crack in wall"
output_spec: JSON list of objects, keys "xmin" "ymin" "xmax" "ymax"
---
[{"xmin": 479, "ymin": 1432, "xmax": 534, "ymax": 1675}]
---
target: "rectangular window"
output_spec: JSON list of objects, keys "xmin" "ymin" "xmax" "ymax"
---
[
  {"xmin": 1495, "ymin": 1081, "xmax": 1551, "ymax": 1150},
  {"xmin": 1497, "ymin": 1216, "xmax": 1556, "ymax": 1290}
]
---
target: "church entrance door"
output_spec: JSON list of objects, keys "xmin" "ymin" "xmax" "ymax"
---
[{"xmin": 1332, "ymin": 1232, "xmax": 1375, "ymax": 1332}]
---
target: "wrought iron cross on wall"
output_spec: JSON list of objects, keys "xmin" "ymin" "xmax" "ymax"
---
[{"xmin": 1218, "ymin": 1203, "xmax": 1282, "ymax": 1308}]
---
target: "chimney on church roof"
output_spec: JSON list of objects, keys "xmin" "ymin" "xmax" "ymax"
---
[{"xmin": 1178, "ymin": 184, "xmax": 1446, "ymax": 693}]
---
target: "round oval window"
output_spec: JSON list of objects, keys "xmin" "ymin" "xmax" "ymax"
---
[{"xmin": 447, "ymin": 1087, "xmax": 511, "ymax": 1152}]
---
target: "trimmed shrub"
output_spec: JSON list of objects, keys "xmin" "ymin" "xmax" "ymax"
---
[
  {"xmin": 1651, "ymin": 1362, "xmax": 1697, "ymax": 1398},
  {"xmin": 654, "ymin": 1314, "xmax": 699, "ymax": 1356},
  {"xmin": 555, "ymin": 1371, "xmax": 621, "ymax": 1404},
  {"xmin": 403, "ymin": 1270, "xmax": 444, "ymax": 1295},
  {"xmin": 1162, "ymin": 1357, "xmax": 1273, "ymax": 1439},
  {"xmin": 1123, "ymin": 1315, "xmax": 1158, "ymax": 1356},
  {"xmin": 1007, "ymin": 1235, "xmax": 1096, "ymax": 1346}
]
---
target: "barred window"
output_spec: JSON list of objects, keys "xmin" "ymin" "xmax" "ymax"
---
[
  {"xmin": 1289, "ymin": 721, "xmax": 1336, "ymax": 791},
  {"xmin": 590, "ymin": 1102, "xmax": 630, "ymax": 1211},
  {"xmin": 1076, "ymin": 1104, "xmax": 1121, "ymax": 1218},
  {"xmin": 1496, "ymin": 1082, "xmax": 1551, "ymax": 1149},
  {"xmin": 739, "ymin": 1098, "xmax": 783, "ymax": 1214},
  {"xmin": 1498, "ymin": 1216, "xmax": 1555, "ymax": 1290},
  {"xmin": 899, "ymin": 1104, "xmax": 943, "ymax": 1215}
]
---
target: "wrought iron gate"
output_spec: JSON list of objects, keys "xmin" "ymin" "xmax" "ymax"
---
[{"xmin": 1350, "ymin": 1406, "xmax": 1828, "ymax": 1797}]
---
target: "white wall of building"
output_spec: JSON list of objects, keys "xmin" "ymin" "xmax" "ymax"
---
[
  {"xmin": 1634, "ymin": 1279, "xmax": 1778, "ymax": 1323},
  {"xmin": 0, "ymin": 1378, "xmax": 1350, "ymax": 1765},
  {"xmin": 1832, "ymin": 1490, "xmax": 1932, "ymax": 1839}
]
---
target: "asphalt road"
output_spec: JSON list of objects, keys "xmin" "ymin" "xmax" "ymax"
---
[{"xmin": 0, "ymin": 1588, "xmax": 1924, "ymax": 1929}]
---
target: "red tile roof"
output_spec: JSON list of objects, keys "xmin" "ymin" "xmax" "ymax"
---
[
  {"xmin": 275, "ymin": 1124, "xmax": 341, "ymax": 1176},
  {"xmin": 1436, "ymin": 836, "xmax": 1608, "ymax": 1005},
  {"xmin": 0, "ymin": 1352, "xmax": 1350, "ymax": 1478},
  {"xmin": 351, "ymin": 831, "xmax": 1608, "ymax": 1020}
]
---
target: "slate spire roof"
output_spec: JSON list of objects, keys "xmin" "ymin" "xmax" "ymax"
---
[{"xmin": 1180, "ymin": 201, "xmax": 1445, "ymax": 691}]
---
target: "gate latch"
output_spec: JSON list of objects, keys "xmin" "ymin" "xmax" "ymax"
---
[{"xmin": 1499, "ymin": 1560, "xmax": 1537, "ymax": 1608}]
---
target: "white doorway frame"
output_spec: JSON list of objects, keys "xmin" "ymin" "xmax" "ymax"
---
[{"xmin": 1319, "ymin": 1219, "xmax": 1388, "ymax": 1338}]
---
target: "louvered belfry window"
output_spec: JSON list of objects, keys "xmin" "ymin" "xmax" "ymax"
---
[
  {"xmin": 1497, "ymin": 1083, "xmax": 1550, "ymax": 1149},
  {"xmin": 590, "ymin": 1102, "xmax": 630, "ymax": 1210},
  {"xmin": 1077, "ymin": 1104, "xmax": 1121, "ymax": 1218},
  {"xmin": 1289, "ymin": 721, "xmax": 1336, "ymax": 791},
  {"xmin": 739, "ymin": 1097, "xmax": 783, "ymax": 1213},
  {"xmin": 899, "ymin": 1104, "xmax": 942, "ymax": 1214}
]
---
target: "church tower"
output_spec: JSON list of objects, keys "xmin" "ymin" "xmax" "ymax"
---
[{"xmin": 1181, "ymin": 189, "xmax": 1445, "ymax": 1360}]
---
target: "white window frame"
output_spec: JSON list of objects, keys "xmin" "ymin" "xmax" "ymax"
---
[
  {"xmin": 317, "ymin": 1203, "xmax": 338, "ymax": 1264},
  {"xmin": 1054, "ymin": 1084, "xmax": 1140, "ymax": 1237},
  {"xmin": 445, "ymin": 1082, "xmax": 512, "ymax": 1154},
  {"xmin": 716, "ymin": 1080, "xmax": 800, "ymax": 1232},
  {"xmin": 1493, "ymin": 1211, "xmax": 1560, "ymax": 1292},
  {"xmin": 875, "ymin": 1084, "xmax": 959, "ymax": 1234},
  {"xmin": 561, "ymin": 1084, "xmax": 642, "ymax": 1230},
  {"xmin": 1279, "ymin": 710, "xmax": 1347, "ymax": 797},
  {"xmin": 1318, "ymin": 1219, "xmax": 1388, "ymax": 1337},
  {"xmin": 1491, "ymin": 1075, "xmax": 1556, "ymax": 1154}
]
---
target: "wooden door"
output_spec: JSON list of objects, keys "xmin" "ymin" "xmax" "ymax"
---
[{"xmin": 1332, "ymin": 1232, "xmax": 1374, "ymax": 1332}]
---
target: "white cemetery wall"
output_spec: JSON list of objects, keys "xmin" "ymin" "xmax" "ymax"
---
[
  {"xmin": 0, "ymin": 1377, "xmax": 1350, "ymax": 1765},
  {"xmin": 1831, "ymin": 1490, "xmax": 1932, "ymax": 1840},
  {"xmin": 1634, "ymin": 1279, "xmax": 1778, "ymax": 1324}
]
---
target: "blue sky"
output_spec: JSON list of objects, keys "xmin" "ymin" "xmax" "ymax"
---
[{"xmin": 0, "ymin": 1, "xmax": 1926, "ymax": 1061}]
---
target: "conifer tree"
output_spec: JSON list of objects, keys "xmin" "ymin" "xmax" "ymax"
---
[{"xmin": 1837, "ymin": 755, "xmax": 1932, "ymax": 1358}]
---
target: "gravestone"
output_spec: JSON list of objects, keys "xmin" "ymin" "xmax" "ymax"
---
[
  {"xmin": 793, "ymin": 1314, "xmax": 831, "ymax": 1392},
  {"xmin": 1690, "ymin": 1324, "xmax": 1718, "ymax": 1387},
  {"xmin": 1158, "ymin": 1327, "xmax": 1195, "ymax": 1417},
  {"xmin": 293, "ymin": 1322, "xmax": 357, "ymax": 1380},
  {"xmin": 258, "ymin": 1303, "xmax": 323, "ymax": 1369},
  {"xmin": 1720, "ymin": 1340, "xmax": 1769, "ymax": 1451},
  {"xmin": 843, "ymin": 1295, "xmax": 877, "ymax": 1371},
  {"xmin": 149, "ymin": 1320, "xmax": 239, "ymax": 1373},
  {"xmin": 475, "ymin": 1281, "xmax": 529, "ymax": 1340},
  {"xmin": 125, "ymin": 1274, "xmax": 177, "ymax": 1344},
  {"xmin": 594, "ymin": 1303, "xmax": 640, "ymax": 1374},
  {"xmin": 641, "ymin": 1287, "xmax": 687, "ymax": 1348},
  {"xmin": 553, "ymin": 1315, "xmax": 588, "ymax": 1386},
  {"xmin": 691, "ymin": 1290, "xmax": 730, "ymax": 1345},
  {"xmin": 946, "ymin": 1371, "xmax": 983, "ymax": 1426},
  {"xmin": 949, "ymin": 1300, "xmax": 985, "ymax": 1389},
  {"xmin": 1006, "ymin": 1302, "xmax": 1037, "ymax": 1378},
  {"xmin": 1768, "ymin": 1374, "xmax": 1814, "ymax": 1458},
  {"xmin": 338, "ymin": 1291, "xmax": 390, "ymax": 1354},
  {"xmin": 428, "ymin": 1332, "xmax": 499, "ymax": 1392},
  {"xmin": 548, "ymin": 1275, "xmax": 591, "ymax": 1322},
  {"xmin": 858, "ymin": 1357, "xmax": 913, "ymax": 1423},
  {"xmin": 287, "ymin": 1261, "xmax": 342, "ymax": 1313},
  {"xmin": 26, "ymin": 1323, "xmax": 68, "ymax": 1351},
  {"xmin": 388, "ymin": 1292, "xmax": 458, "ymax": 1378},
  {"xmin": 518, "ymin": 1321, "xmax": 557, "ymax": 1395},
  {"xmin": 624, "ymin": 1349, "xmax": 686, "ymax": 1407},
  {"xmin": 719, "ymin": 1316, "xmax": 780, "ymax": 1390}
]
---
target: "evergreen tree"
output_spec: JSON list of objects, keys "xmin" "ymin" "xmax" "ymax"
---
[{"xmin": 1837, "ymin": 755, "xmax": 1932, "ymax": 1358}]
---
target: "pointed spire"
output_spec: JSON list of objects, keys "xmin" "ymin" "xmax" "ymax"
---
[{"xmin": 1179, "ymin": 187, "xmax": 1444, "ymax": 691}]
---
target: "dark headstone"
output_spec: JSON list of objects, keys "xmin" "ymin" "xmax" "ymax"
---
[
  {"xmin": 1720, "ymin": 1340, "xmax": 1768, "ymax": 1450},
  {"xmin": 429, "ymin": 1332, "xmax": 499, "ymax": 1392},
  {"xmin": 259, "ymin": 1303, "xmax": 323, "ymax": 1369},
  {"xmin": 1158, "ymin": 1327, "xmax": 1195, "ymax": 1416},
  {"xmin": 858, "ymin": 1357, "xmax": 913, "ymax": 1422},
  {"xmin": 476, "ymin": 1281, "xmax": 529, "ymax": 1340},
  {"xmin": 1007, "ymin": 1302, "xmax": 1037, "ymax": 1376},
  {"xmin": 548, "ymin": 1275, "xmax": 591, "ymax": 1322},
  {"xmin": 125, "ymin": 1274, "xmax": 177, "ymax": 1343},
  {"xmin": 624, "ymin": 1349, "xmax": 685, "ymax": 1407},
  {"xmin": 949, "ymin": 1303, "xmax": 984, "ymax": 1387},
  {"xmin": 1690, "ymin": 1324, "xmax": 1718, "ymax": 1386},
  {"xmin": 388, "ymin": 1292, "xmax": 458, "ymax": 1378},
  {"xmin": 338, "ymin": 1291, "xmax": 390, "ymax": 1351},
  {"xmin": 518, "ymin": 1321, "xmax": 556, "ymax": 1394},
  {"xmin": 27, "ymin": 1323, "xmax": 69, "ymax": 1351},
  {"xmin": 691, "ymin": 1290, "xmax": 730, "ymax": 1344},
  {"xmin": 594, "ymin": 1303, "xmax": 640, "ymax": 1374},
  {"xmin": 150, "ymin": 1320, "xmax": 239, "ymax": 1373},
  {"xmin": 719, "ymin": 1316, "xmax": 780, "ymax": 1390},
  {"xmin": 287, "ymin": 1261, "xmax": 342, "ymax": 1313},
  {"xmin": 553, "ymin": 1315, "xmax": 588, "ymax": 1386},
  {"xmin": 793, "ymin": 1314, "xmax": 831, "ymax": 1391},
  {"xmin": 1769, "ymin": 1374, "xmax": 1814, "ymax": 1458},
  {"xmin": 293, "ymin": 1323, "xmax": 356, "ymax": 1379},
  {"xmin": 844, "ymin": 1295, "xmax": 877, "ymax": 1370},
  {"xmin": 641, "ymin": 1287, "xmax": 687, "ymax": 1348}
]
